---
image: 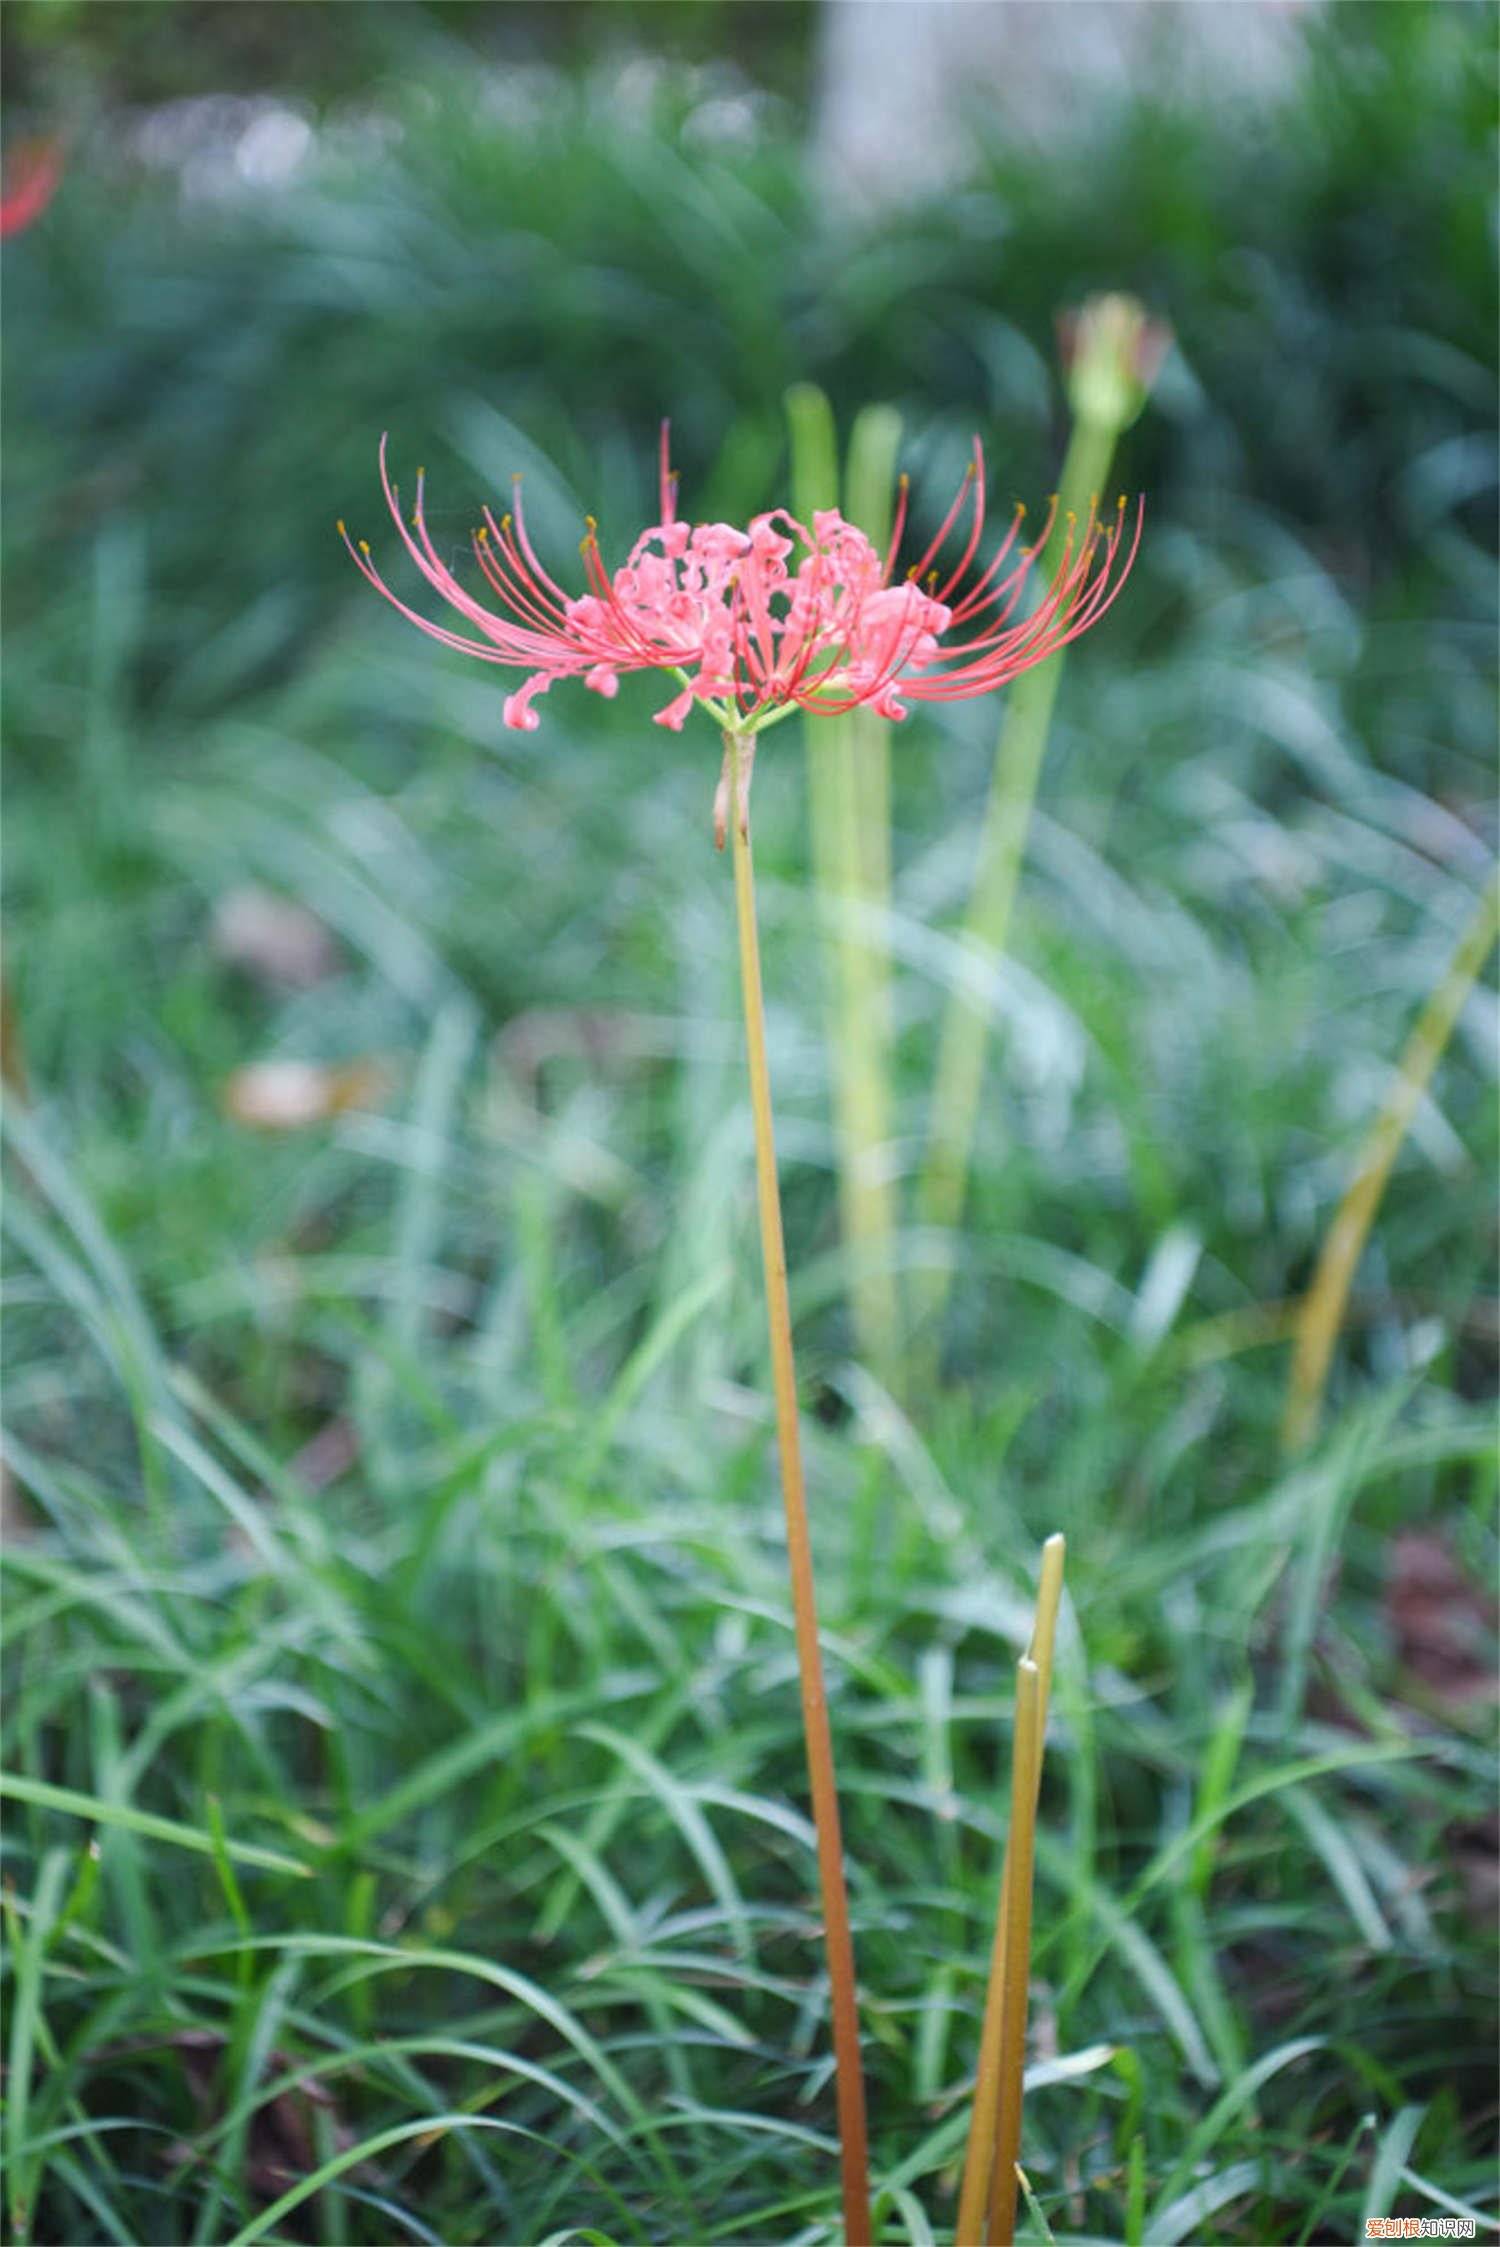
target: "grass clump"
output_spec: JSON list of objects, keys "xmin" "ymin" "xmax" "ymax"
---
[{"xmin": 3, "ymin": 4, "xmax": 1496, "ymax": 2239}]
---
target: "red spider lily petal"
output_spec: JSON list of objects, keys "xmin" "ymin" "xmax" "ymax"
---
[{"xmin": 344, "ymin": 432, "xmax": 1139, "ymax": 735}]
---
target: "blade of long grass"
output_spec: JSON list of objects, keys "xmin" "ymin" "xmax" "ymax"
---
[
  {"xmin": 577, "ymin": 1722, "xmax": 753, "ymax": 1963},
  {"xmin": 1282, "ymin": 864, "xmax": 1500, "ymax": 1448},
  {"xmin": 1015, "ymin": 2166, "xmax": 1058, "ymax": 2247},
  {"xmin": 1150, "ymin": 2158, "xmax": 1262, "ymax": 2245},
  {"xmin": 1281, "ymin": 1785, "xmax": 1391, "ymax": 1950},
  {"xmin": 1358, "ymin": 2106, "xmax": 1427, "ymax": 2234},
  {"xmin": 0, "ymin": 1773, "xmax": 310, "ymax": 1877},
  {"xmin": 1145, "ymin": 2036, "xmax": 1325, "ymax": 2224},
  {"xmin": 222, "ymin": 2116, "xmax": 626, "ymax": 2247},
  {"xmin": 6, "ymin": 1850, "xmax": 71, "ymax": 2245}
]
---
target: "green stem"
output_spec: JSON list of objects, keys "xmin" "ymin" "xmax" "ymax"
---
[
  {"xmin": 726, "ymin": 727, "xmax": 873, "ymax": 2245},
  {"xmin": 913, "ymin": 414, "xmax": 1117, "ymax": 1364},
  {"xmin": 1282, "ymin": 865, "xmax": 1500, "ymax": 1449},
  {"xmin": 789, "ymin": 387, "xmax": 904, "ymax": 1388}
]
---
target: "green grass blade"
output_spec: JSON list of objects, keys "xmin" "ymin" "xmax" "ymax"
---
[
  {"xmin": 6, "ymin": 1850, "xmax": 71, "ymax": 2244},
  {"xmin": 1359, "ymin": 2106, "xmax": 1426, "ymax": 2233},
  {"xmin": 0, "ymin": 1775, "xmax": 310, "ymax": 1877}
]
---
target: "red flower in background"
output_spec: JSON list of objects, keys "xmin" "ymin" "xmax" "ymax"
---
[{"xmin": 0, "ymin": 137, "xmax": 64, "ymax": 239}]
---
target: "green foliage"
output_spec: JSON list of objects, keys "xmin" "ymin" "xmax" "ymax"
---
[{"xmin": 3, "ymin": 5, "xmax": 1496, "ymax": 2239}]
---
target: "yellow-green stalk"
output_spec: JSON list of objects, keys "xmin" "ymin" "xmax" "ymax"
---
[
  {"xmin": 787, "ymin": 384, "xmax": 904, "ymax": 1388},
  {"xmin": 915, "ymin": 300, "xmax": 1168, "ymax": 1365},
  {"xmin": 725, "ymin": 725, "xmax": 873, "ymax": 2245},
  {"xmin": 1282, "ymin": 866, "xmax": 1500, "ymax": 1450},
  {"xmin": 954, "ymin": 1534, "xmax": 1066, "ymax": 2247}
]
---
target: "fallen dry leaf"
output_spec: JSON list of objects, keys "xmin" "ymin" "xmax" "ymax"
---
[
  {"xmin": 1386, "ymin": 1528, "xmax": 1497, "ymax": 1707},
  {"xmin": 166, "ymin": 2030, "xmax": 357, "ymax": 2205},
  {"xmin": 288, "ymin": 1415, "xmax": 360, "ymax": 1492},
  {"xmin": 212, "ymin": 885, "xmax": 340, "ymax": 991},
  {"xmin": 221, "ymin": 1058, "xmax": 388, "ymax": 1130}
]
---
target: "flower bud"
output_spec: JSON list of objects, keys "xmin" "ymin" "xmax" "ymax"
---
[{"xmin": 1058, "ymin": 293, "xmax": 1172, "ymax": 435}]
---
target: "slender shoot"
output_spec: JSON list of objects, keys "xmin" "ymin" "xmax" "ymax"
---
[
  {"xmin": 985, "ymin": 1659, "xmax": 1044, "ymax": 2247},
  {"xmin": 954, "ymin": 1534, "xmax": 1066, "ymax": 2246}
]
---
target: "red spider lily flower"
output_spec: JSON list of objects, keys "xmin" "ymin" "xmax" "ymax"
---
[
  {"xmin": 0, "ymin": 136, "xmax": 64, "ymax": 240},
  {"xmin": 343, "ymin": 426, "xmax": 1140, "ymax": 746}
]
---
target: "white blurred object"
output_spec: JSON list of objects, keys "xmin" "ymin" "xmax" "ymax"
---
[
  {"xmin": 212, "ymin": 885, "xmax": 340, "ymax": 990},
  {"xmin": 816, "ymin": 0, "xmax": 1319, "ymax": 209}
]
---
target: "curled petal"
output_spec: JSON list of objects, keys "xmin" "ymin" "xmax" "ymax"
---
[
  {"xmin": 503, "ymin": 674, "xmax": 552, "ymax": 731},
  {"xmin": 652, "ymin": 685, "xmax": 698, "ymax": 731}
]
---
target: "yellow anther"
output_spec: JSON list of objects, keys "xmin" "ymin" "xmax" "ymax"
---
[
  {"xmin": 359, "ymin": 540, "xmax": 371, "ymax": 554},
  {"xmin": 336, "ymin": 519, "xmax": 346, "ymax": 535}
]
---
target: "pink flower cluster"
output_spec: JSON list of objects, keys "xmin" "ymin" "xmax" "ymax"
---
[{"xmin": 344, "ymin": 426, "xmax": 1139, "ymax": 737}]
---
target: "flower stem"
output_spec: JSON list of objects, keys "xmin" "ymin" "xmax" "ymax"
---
[
  {"xmin": 789, "ymin": 385, "xmax": 904, "ymax": 1391},
  {"xmin": 725, "ymin": 727, "xmax": 874, "ymax": 2245},
  {"xmin": 913, "ymin": 412, "xmax": 1116, "ymax": 1373},
  {"xmin": 1282, "ymin": 864, "xmax": 1500, "ymax": 1451}
]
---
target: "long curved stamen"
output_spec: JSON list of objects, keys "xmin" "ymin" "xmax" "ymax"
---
[
  {"xmin": 381, "ymin": 445, "xmax": 553, "ymax": 659},
  {"xmin": 930, "ymin": 439, "xmax": 990, "ymax": 605},
  {"xmin": 944, "ymin": 497, "xmax": 1047, "ymax": 630},
  {"xmin": 341, "ymin": 524, "xmax": 544, "ymax": 666},
  {"xmin": 879, "ymin": 473, "xmax": 910, "ymax": 587},
  {"xmin": 905, "ymin": 445, "xmax": 979, "ymax": 585},
  {"xmin": 903, "ymin": 499, "xmax": 1142, "ymax": 698},
  {"xmin": 506, "ymin": 476, "xmax": 576, "ymax": 609},
  {"xmin": 474, "ymin": 513, "xmax": 573, "ymax": 634}
]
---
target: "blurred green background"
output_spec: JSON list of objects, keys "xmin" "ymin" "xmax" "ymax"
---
[{"xmin": 3, "ymin": 4, "xmax": 1496, "ymax": 2243}]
